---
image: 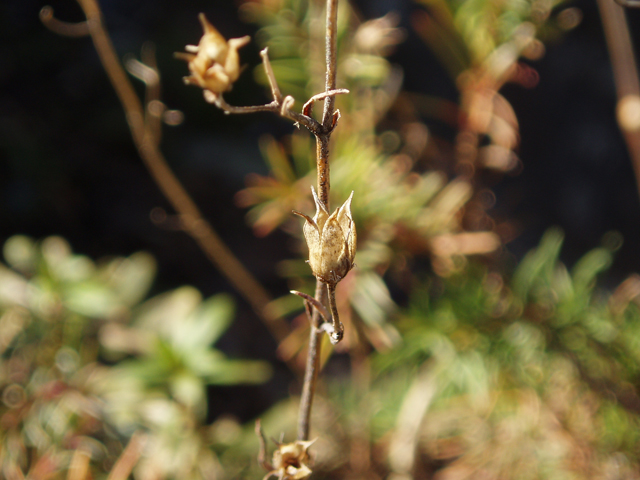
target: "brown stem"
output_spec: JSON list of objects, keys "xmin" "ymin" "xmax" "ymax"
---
[
  {"xmin": 42, "ymin": 0, "xmax": 290, "ymax": 343},
  {"xmin": 322, "ymin": 0, "xmax": 339, "ymax": 128},
  {"xmin": 297, "ymin": 0, "xmax": 341, "ymax": 442},
  {"xmin": 326, "ymin": 283, "xmax": 344, "ymax": 344},
  {"xmin": 214, "ymin": 96, "xmax": 281, "ymax": 114},
  {"xmin": 290, "ymin": 290, "xmax": 331, "ymax": 323},
  {"xmin": 297, "ymin": 280, "xmax": 326, "ymax": 441},
  {"xmin": 303, "ymin": 89, "xmax": 349, "ymax": 117},
  {"xmin": 213, "ymin": 49, "xmax": 324, "ymax": 135},
  {"xmin": 215, "ymin": 94, "xmax": 318, "ymax": 134},
  {"xmin": 597, "ymin": 0, "xmax": 640, "ymax": 202},
  {"xmin": 40, "ymin": 6, "xmax": 90, "ymax": 37},
  {"xmin": 316, "ymin": 136, "xmax": 331, "ymax": 208},
  {"xmin": 106, "ymin": 432, "xmax": 145, "ymax": 480},
  {"xmin": 255, "ymin": 420, "xmax": 274, "ymax": 472}
]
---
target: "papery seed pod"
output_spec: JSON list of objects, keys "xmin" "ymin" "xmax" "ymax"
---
[
  {"xmin": 265, "ymin": 439, "xmax": 315, "ymax": 480},
  {"xmin": 295, "ymin": 187, "xmax": 356, "ymax": 286},
  {"xmin": 176, "ymin": 14, "xmax": 250, "ymax": 100}
]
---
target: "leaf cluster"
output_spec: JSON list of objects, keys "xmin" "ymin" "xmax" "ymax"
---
[{"xmin": 0, "ymin": 236, "xmax": 270, "ymax": 480}]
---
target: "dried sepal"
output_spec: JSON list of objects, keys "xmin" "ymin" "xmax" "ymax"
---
[
  {"xmin": 263, "ymin": 439, "xmax": 316, "ymax": 480},
  {"xmin": 176, "ymin": 13, "xmax": 250, "ymax": 100},
  {"xmin": 295, "ymin": 187, "xmax": 356, "ymax": 286}
]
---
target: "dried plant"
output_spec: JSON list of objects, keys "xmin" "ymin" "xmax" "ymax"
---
[{"xmin": 19, "ymin": 0, "xmax": 640, "ymax": 479}]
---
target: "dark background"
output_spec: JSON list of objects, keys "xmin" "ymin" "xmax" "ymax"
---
[{"xmin": 2, "ymin": 0, "xmax": 640, "ymax": 419}]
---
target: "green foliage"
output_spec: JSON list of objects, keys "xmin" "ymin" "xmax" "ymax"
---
[
  {"xmin": 0, "ymin": 236, "xmax": 270, "ymax": 480},
  {"xmin": 348, "ymin": 230, "xmax": 640, "ymax": 478}
]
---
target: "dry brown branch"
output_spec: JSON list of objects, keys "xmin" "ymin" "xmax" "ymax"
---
[
  {"xmin": 296, "ymin": 0, "xmax": 342, "ymax": 442},
  {"xmin": 40, "ymin": 6, "xmax": 90, "ymax": 37},
  {"xmin": 66, "ymin": 448, "xmax": 91, "ymax": 480},
  {"xmin": 597, "ymin": 0, "xmax": 640, "ymax": 201},
  {"xmin": 106, "ymin": 432, "xmax": 145, "ymax": 480},
  {"xmin": 40, "ymin": 0, "xmax": 290, "ymax": 343},
  {"xmin": 255, "ymin": 419, "xmax": 274, "ymax": 472},
  {"xmin": 211, "ymin": 48, "xmax": 347, "ymax": 137}
]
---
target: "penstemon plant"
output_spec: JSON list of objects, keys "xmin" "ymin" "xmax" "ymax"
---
[
  {"xmin": 42, "ymin": 0, "xmax": 355, "ymax": 476},
  {"xmin": 35, "ymin": 0, "xmax": 593, "ymax": 478},
  {"xmin": 173, "ymin": 1, "xmax": 357, "ymax": 472}
]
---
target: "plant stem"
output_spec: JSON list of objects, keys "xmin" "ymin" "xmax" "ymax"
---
[
  {"xmin": 322, "ymin": 0, "xmax": 339, "ymax": 129},
  {"xmin": 597, "ymin": 0, "xmax": 640, "ymax": 202},
  {"xmin": 297, "ymin": 0, "xmax": 340, "ymax": 442},
  {"xmin": 41, "ymin": 0, "xmax": 290, "ymax": 343},
  {"xmin": 297, "ymin": 280, "xmax": 327, "ymax": 441},
  {"xmin": 326, "ymin": 283, "xmax": 344, "ymax": 343}
]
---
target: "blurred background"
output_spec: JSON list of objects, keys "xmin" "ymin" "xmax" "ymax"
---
[{"xmin": 3, "ymin": 0, "xmax": 640, "ymax": 478}]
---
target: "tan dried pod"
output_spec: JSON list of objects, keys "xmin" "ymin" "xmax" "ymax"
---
[
  {"xmin": 296, "ymin": 187, "xmax": 356, "ymax": 286},
  {"xmin": 176, "ymin": 13, "xmax": 250, "ymax": 99},
  {"xmin": 263, "ymin": 439, "xmax": 316, "ymax": 480},
  {"xmin": 294, "ymin": 187, "xmax": 356, "ymax": 345}
]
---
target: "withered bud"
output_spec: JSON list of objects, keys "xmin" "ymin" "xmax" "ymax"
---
[
  {"xmin": 294, "ymin": 187, "xmax": 356, "ymax": 286},
  {"xmin": 265, "ymin": 439, "xmax": 315, "ymax": 480},
  {"xmin": 176, "ymin": 13, "xmax": 250, "ymax": 100}
]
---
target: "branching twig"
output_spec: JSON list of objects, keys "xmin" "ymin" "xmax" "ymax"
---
[
  {"xmin": 40, "ymin": 1, "xmax": 291, "ymax": 343},
  {"xmin": 290, "ymin": 290, "xmax": 330, "ymax": 323},
  {"xmin": 296, "ymin": 0, "xmax": 342, "ymax": 442},
  {"xmin": 212, "ymin": 48, "xmax": 348, "ymax": 137}
]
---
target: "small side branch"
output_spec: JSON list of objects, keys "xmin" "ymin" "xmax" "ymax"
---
[
  {"xmin": 260, "ymin": 47, "xmax": 283, "ymax": 103},
  {"xmin": 291, "ymin": 290, "xmax": 330, "ymax": 324},
  {"xmin": 325, "ymin": 283, "xmax": 344, "ymax": 345},
  {"xmin": 302, "ymin": 89, "xmax": 349, "ymax": 118},
  {"xmin": 212, "ymin": 48, "xmax": 347, "ymax": 136},
  {"xmin": 255, "ymin": 420, "xmax": 274, "ymax": 472},
  {"xmin": 40, "ymin": 6, "xmax": 90, "ymax": 37}
]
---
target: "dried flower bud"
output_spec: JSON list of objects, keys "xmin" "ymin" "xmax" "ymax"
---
[
  {"xmin": 295, "ymin": 187, "xmax": 356, "ymax": 286},
  {"xmin": 176, "ymin": 13, "xmax": 250, "ymax": 100},
  {"xmin": 265, "ymin": 439, "xmax": 315, "ymax": 480}
]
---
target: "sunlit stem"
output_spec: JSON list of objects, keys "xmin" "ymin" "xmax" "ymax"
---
[{"xmin": 326, "ymin": 283, "xmax": 344, "ymax": 345}]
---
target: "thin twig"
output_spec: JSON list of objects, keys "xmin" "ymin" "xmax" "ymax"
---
[
  {"xmin": 41, "ymin": 1, "xmax": 290, "ymax": 343},
  {"xmin": 597, "ymin": 0, "xmax": 640, "ymax": 202},
  {"xmin": 297, "ymin": 0, "xmax": 341, "ymax": 442},
  {"xmin": 67, "ymin": 448, "xmax": 91, "ymax": 480},
  {"xmin": 325, "ymin": 283, "xmax": 344, "ymax": 344},
  {"xmin": 255, "ymin": 420, "xmax": 274, "ymax": 472},
  {"xmin": 297, "ymin": 280, "xmax": 327, "ymax": 441},
  {"xmin": 40, "ymin": 6, "xmax": 90, "ymax": 37},
  {"xmin": 106, "ymin": 432, "xmax": 146, "ymax": 480},
  {"xmin": 213, "ymin": 48, "xmax": 326, "ymax": 134},
  {"xmin": 214, "ymin": 95, "xmax": 281, "ymax": 114},
  {"xmin": 302, "ymin": 88, "xmax": 349, "ymax": 117},
  {"xmin": 290, "ymin": 290, "xmax": 330, "ymax": 323},
  {"xmin": 321, "ymin": 0, "xmax": 339, "ymax": 129},
  {"xmin": 260, "ymin": 48, "xmax": 283, "ymax": 103}
]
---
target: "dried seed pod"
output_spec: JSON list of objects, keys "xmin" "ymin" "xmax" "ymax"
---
[
  {"xmin": 176, "ymin": 14, "xmax": 250, "ymax": 100},
  {"xmin": 264, "ymin": 439, "xmax": 315, "ymax": 480},
  {"xmin": 295, "ymin": 187, "xmax": 356, "ymax": 286}
]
